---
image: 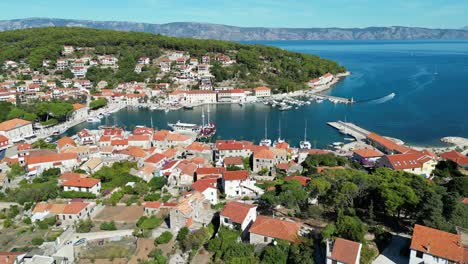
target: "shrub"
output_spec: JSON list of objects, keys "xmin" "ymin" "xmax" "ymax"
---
[
  {"xmin": 76, "ymin": 219, "xmax": 94, "ymax": 233},
  {"xmin": 144, "ymin": 193, "xmax": 161, "ymax": 201},
  {"xmin": 32, "ymin": 237, "xmax": 44, "ymax": 246},
  {"xmin": 100, "ymin": 221, "xmax": 117, "ymax": 231},
  {"xmin": 155, "ymin": 231, "xmax": 173, "ymax": 244},
  {"xmin": 176, "ymin": 227, "xmax": 190, "ymax": 242},
  {"xmin": 60, "ymin": 191, "xmax": 96, "ymax": 199}
]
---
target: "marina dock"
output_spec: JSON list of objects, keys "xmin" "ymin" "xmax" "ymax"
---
[
  {"xmin": 327, "ymin": 121, "xmax": 370, "ymax": 141},
  {"xmin": 310, "ymin": 94, "xmax": 354, "ymax": 104}
]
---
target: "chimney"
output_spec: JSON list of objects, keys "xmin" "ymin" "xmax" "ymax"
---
[{"xmin": 427, "ymin": 242, "xmax": 431, "ymax": 253}]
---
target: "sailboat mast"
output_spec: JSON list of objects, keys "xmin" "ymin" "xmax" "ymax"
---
[
  {"xmin": 304, "ymin": 120, "xmax": 307, "ymax": 141},
  {"xmin": 201, "ymin": 108, "xmax": 205, "ymax": 127},
  {"xmin": 264, "ymin": 118, "xmax": 267, "ymax": 139},
  {"xmin": 278, "ymin": 119, "xmax": 281, "ymax": 140},
  {"xmin": 207, "ymin": 105, "xmax": 210, "ymax": 124}
]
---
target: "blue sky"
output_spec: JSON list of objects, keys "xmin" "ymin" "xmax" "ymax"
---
[{"xmin": 1, "ymin": 0, "xmax": 467, "ymax": 28}]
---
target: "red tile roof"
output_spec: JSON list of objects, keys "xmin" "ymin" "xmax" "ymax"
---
[
  {"xmin": 224, "ymin": 170, "xmax": 249, "ymax": 181},
  {"xmin": 0, "ymin": 252, "xmax": 23, "ymax": 264},
  {"xmin": 197, "ymin": 167, "xmax": 226, "ymax": 175},
  {"xmin": 367, "ymin": 132, "xmax": 412, "ymax": 154},
  {"xmin": 57, "ymin": 137, "xmax": 76, "ymax": 149},
  {"xmin": 144, "ymin": 201, "xmax": 162, "ymax": 209},
  {"xmin": 192, "ymin": 178, "xmax": 217, "ymax": 193},
  {"xmin": 353, "ymin": 148, "xmax": 384, "ymax": 158},
  {"xmin": 254, "ymin": 149, "xmax": 275, "ymax": 159},
  {"xmin": 440, "ymin": 150, "xmax": 468, "ymax": 166},
  {"xmin": 62, "ymin": 177, "xmax": 100, "ymax": 188},
  {"xmin": 27, "ymin": 153, "xmax": 77, "ymax": 165},
  {"xmin": 249, "ymin": 215, "xmax": 300, "ymax": 243},
  {"xmin": 224, "ymin": 156, "xmax": 243, "ymax": 165},
  {"xmin": 111, "ymin": 139, "xmax": 128, "ymax": 146},
  {"xmin": 383, "ymin": 152, "xmax": 435, "ymax": 170},
  {"xmin": 284, "ymin": 176, "xmax": 310, "ymax": 187},
  {"xmin": 62, "ymin": 202, "xmax": 89, "ymax": 214},
  {"xmin": 410, "ymin": 224, "xmax": 464, "ymax": 262},
  {"xmin": 220, "ymin": 201, "xmax": 256, "ymax": 224},
  {"xmin": 145, "ymin": 153, "xmax": 166, "ymax": 164},
  {"xmin": 0, "ymin": 118, "xmax": 31, "ymax": 131},
  {"xmin": 128, "ymin": 134, "xmax": 151, "ymax": 141},
  {"xmin": 330, "ymin": 238, "xmax": 362, "ymax": 264}
]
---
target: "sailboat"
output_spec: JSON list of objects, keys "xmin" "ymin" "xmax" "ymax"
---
[
  {"xmin": 259, "ymin": 118, "xmax": 272, "ymax": 147},
  {"xmin": 273, "ymin": 119, "xmax": 285, "ymax": 147},
  {"xmin": 299, "ymin": 120, "xmax": 311, "ymax": 149}
]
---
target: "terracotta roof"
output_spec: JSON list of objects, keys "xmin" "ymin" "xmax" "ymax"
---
[
  {"xmin": 162, "ymin": 148, "xmax": 178, "ymax": 158},
  {"xmin": 72, "ymin": 103, "xmax": 86, "ymax": 110},
  {"xmin": 27, "ymin": 153, "xmax": 78, "ymax": 165},
  {"xmin": 153, "ymin": 130, "xmax": 170, "ymax": 141},
  {"xmin": 0, "ymin": 118, "xmax": 31, "ymax": 131},
  {"xmin": 0, "ymin": 252, "xmax": 23, "ymax": 264},
  {"xmin": 217, "ymin": 142, "xmax": 245, "ymax": 151},
  {"xmin": 111, "ymin": 139, "xmax": 128, "ymax": 146},
  {"xmin": 461, "ymin": 198, "xmax": 468, "ymax": 204},
  {"xmin": 254, "ymin": 86, "xmax": 270, "ymax": 91},
  {"xmin": 57, "ymin": 137, "xmax": 76, "ymax": 149},
  {"xmin": 330, "ymin": 238, "xmax": 362, "ymax": 264},
  {"xmin": 62, "ymin": 177, "xmax": 100, "ymax": 188},
  {"xmin": 254, "ymin": 149, "xmax": 275, "ymax": 160},
  {"xmin": 308, "ymin": 149, "xmax": 331, "ymax": 155},
  {"xmin": 367, "ymin": 132, "xmax": 412, "ymax": 154},
  {"xmin": 197, "ymin": 167, "xmax": 226, "ymax": 175},
  {"xmin": 249, "ymin": 215, "xmax": 301, "ymax": 243},
  {"xmin": 284, "ymin": 176, "xmax": 310, "ymax": 187},
  {"xmin": 411, "ymin": 224, "xmax": 464, "ymax": 262},
  {"xmin": 16, "ymin": 143, "xmax": 32, "ymax": 151},
  {"xmin": 192, "ymin": 178, "xmax": 217, "ymax": 193},
  {"xmin": 145, "ymin": 153, "xmax": 166, "ymax": 164},
  {"xmin": 224, "ymin": 170, "xmax": 249, "ymax": 181},
  {"xmin": 383, "ymin": 152, "xmax": 435, "ymax": 170},
  {"xmin": 0, "ymin": 135, "xmax": 8, "ymax": 142},
  {"xmin": 62, "ymin": 202, "xmax": 89, "ymax": 214},
  {"xmin": 117, "ymin": 146, "xmax": 148, "ymax": 158},
  {"xmin": 166, "ymin": 133, "xmax": 191, "ymax": 142},
  {"xmin": 220, "ymin": 201, "xmax": 256, "ymax": 224},
  {"xmin": 353, "ymin": 148, "xmax": 384, "ymax": 158},
  {"xmin": 186, "ymin": 142, "xmax": 211, "ymax": 152},
  {"xmin": 440, "ymin": 150, "xmax": 468, "ymax": 166},
  {"xmin": 144, "ymin": 201, "xmax": 162, "ymax": 209},
  {"xmin": 59, "ymin": 172, "xmax": 85, "ymax": 181},
  {"xmin": 128, "ymin": 134, "xmax": 151, "ymax": 141},
  {"xmin": 224, "ymin": 156, "xmax": 243, "ymax": 165}
]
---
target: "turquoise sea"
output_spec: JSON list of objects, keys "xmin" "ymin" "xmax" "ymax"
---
[{"xmin": 68, "ymin": 40, "xmax": 468, "ymax": 147}]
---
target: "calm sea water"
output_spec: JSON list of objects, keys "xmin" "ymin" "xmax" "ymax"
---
[{"xmin": 68, "ymin": 40, "xmax": 468, "ymax": 147}]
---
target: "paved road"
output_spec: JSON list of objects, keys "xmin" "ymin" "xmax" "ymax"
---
[{"xmin": 373, "ymin": 235, "xmax": 410, "ymax": 264}]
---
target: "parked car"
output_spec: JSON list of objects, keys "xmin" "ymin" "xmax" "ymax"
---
[{"xmin": 73, "ymin": 238, "xmax": 86, "ymax": 246}]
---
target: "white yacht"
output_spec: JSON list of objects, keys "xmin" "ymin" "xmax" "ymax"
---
[
  {"xmin": 259, "ymin": 118, "xmax": 272, "ymax": 147},
  {"xmin": 167, "ymin": 121, "xmax": 200, "ymax": 133},
  {"xmin": 299, "ymin": 120, "xmax": 312, "ymax": 149},
  {"xmin": 87, "ymin": 117, "xmax": 101, "ymax": 123},
  {"xmin": 273, "ymin": 120, "xmax": 285, "ymax": 147}
]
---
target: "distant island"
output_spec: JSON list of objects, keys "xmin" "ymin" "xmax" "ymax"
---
[{"xmin": 1, "ymin": 17, "xmax": 468, "ymax": 41}]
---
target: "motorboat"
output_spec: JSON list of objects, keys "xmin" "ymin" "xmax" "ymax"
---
[
  {"xmin": 279, "ymin": 105, "xmax": 292, "ymax": 111},
  {"xmin": 168, "ymin": 121, "xmax": 200, "ymax": 133},
  {"xmin": 87, "ymin": 117, "xmax": 101, "ymax": 123}
]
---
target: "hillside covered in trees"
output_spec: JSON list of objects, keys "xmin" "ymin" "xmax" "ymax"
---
[{"xmin": 0, "ymin": 27, "xmax": 346, "ymax": 92}]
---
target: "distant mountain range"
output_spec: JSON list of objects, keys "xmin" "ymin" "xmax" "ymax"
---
[{"xmin": 1, "ymin": 18, "xmax": 468, "ymax": 41}]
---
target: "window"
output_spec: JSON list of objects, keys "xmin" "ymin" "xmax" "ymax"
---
[
  {"xmin": 224, "ymin": 218, "xmax": 229, "ymax": 223},
  {"xmin": 416, "ymin": 251, "xmax": 423, "ymax": 258},
  {"xmin": 264, "ymin": 237, "xmax": 268, "ymax": 242}
]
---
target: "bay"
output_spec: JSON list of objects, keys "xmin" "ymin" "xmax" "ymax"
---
[{"xmin": 67, "ymin": 40, "xmax": 468, "ymax": 148}]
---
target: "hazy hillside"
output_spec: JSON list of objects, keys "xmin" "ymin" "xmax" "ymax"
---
[{"xmin": 1, "ymin": 18, "xmax": 468, "ymax": 40}]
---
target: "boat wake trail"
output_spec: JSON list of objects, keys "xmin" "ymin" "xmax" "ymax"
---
[{"xmin": 356, "ymin": 92, "xmax": 396, "ymax": 104}]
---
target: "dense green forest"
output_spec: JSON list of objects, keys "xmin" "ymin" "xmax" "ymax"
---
[{"xmin": 0, "ymin": 27, "xmax": 346, "ymax": 92}]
